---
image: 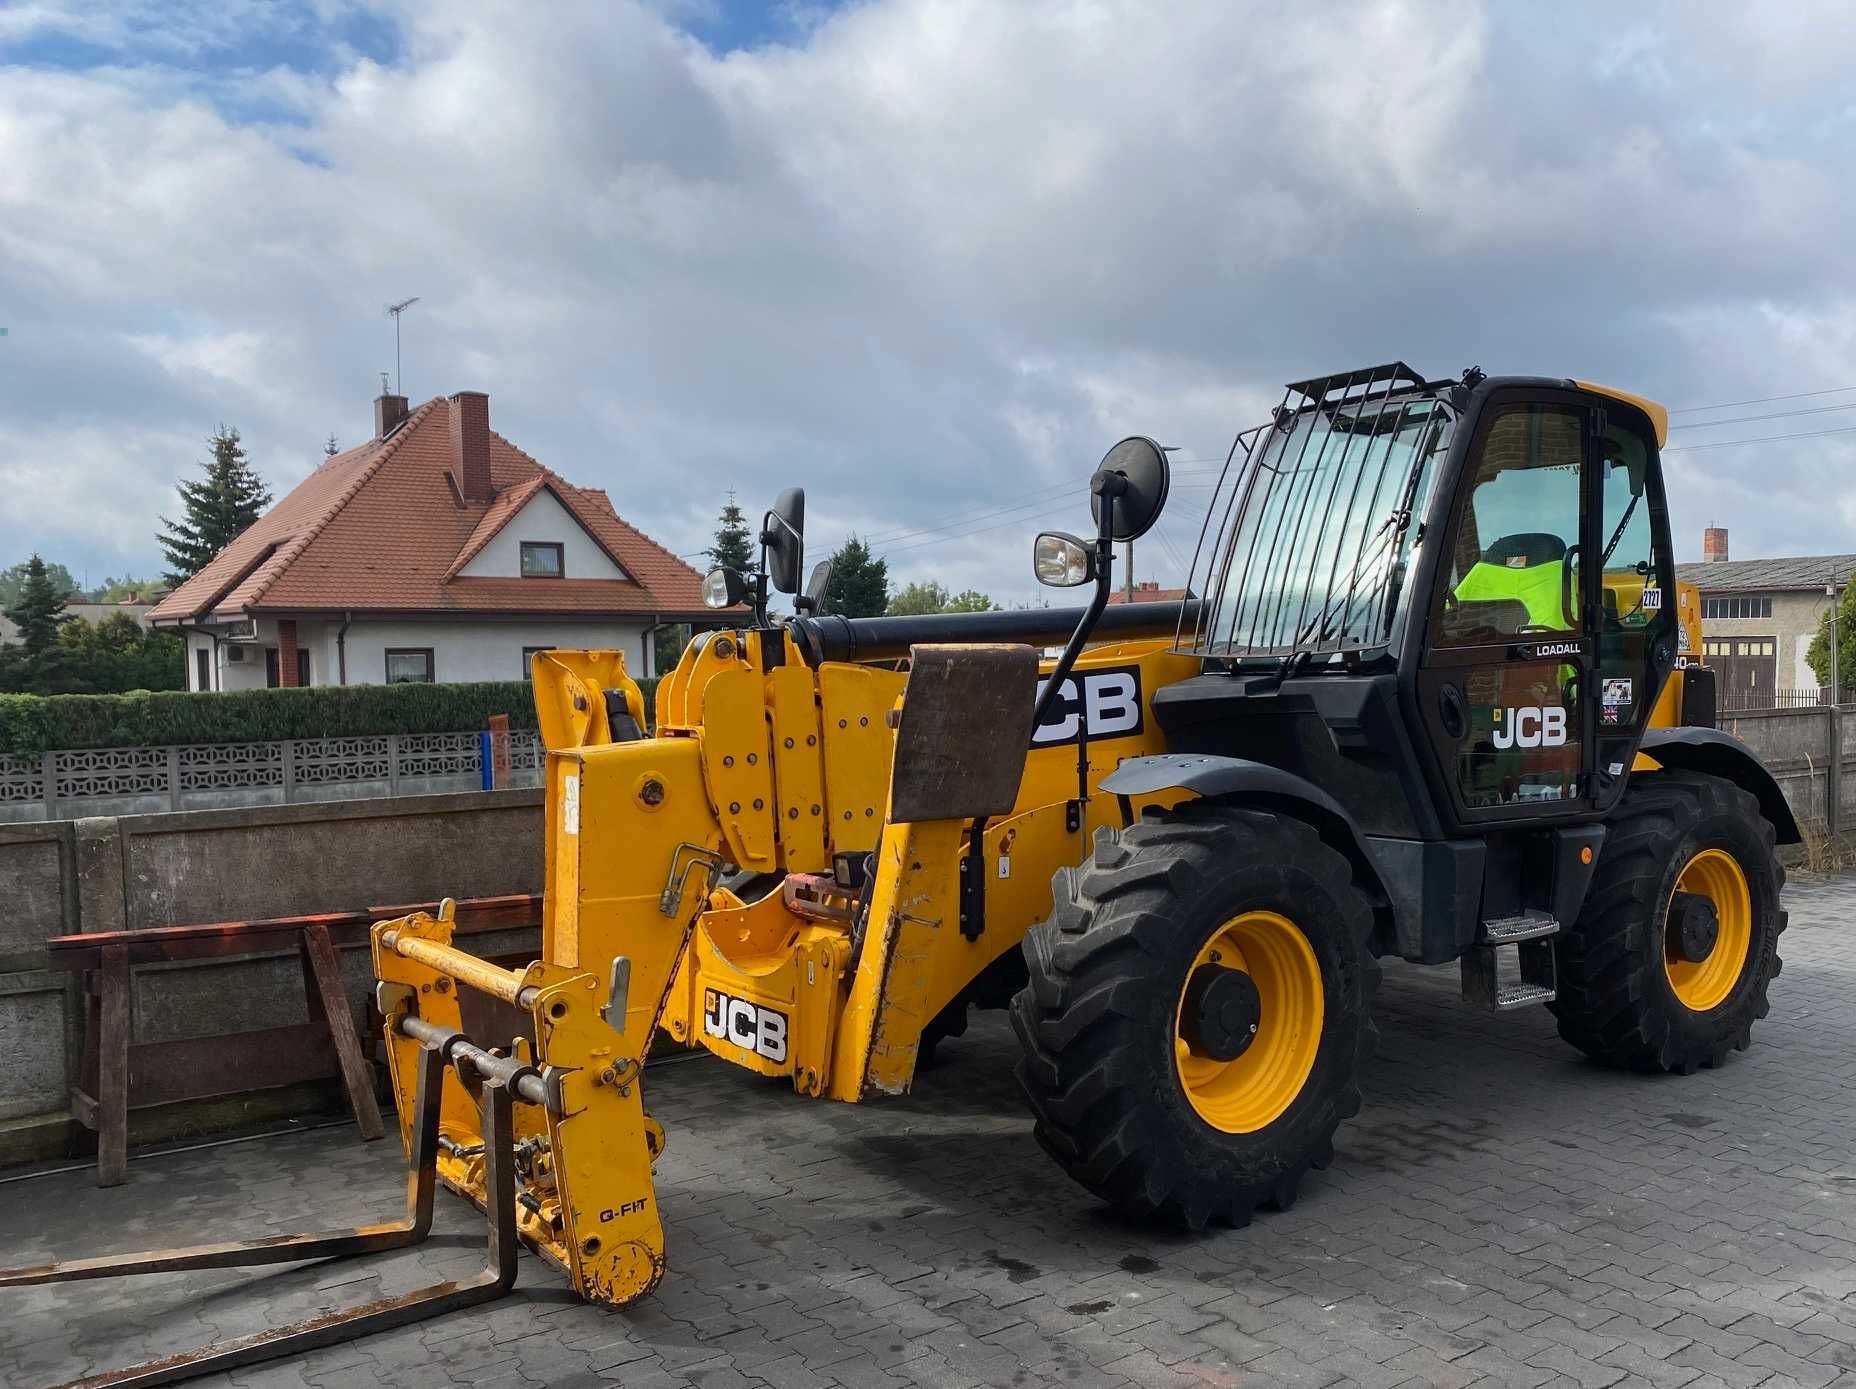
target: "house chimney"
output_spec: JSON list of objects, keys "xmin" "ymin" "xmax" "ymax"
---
[
  {"xmin": 451, "ymin": 391, "xmax": 493, "ymax": 502},
  {"xmin": 374, "ymin": 390, "xmax": 409, "ymax": 439},
  {"xmin": 1703, "ymin": 527, "xmax": 1730, "ymax": 563}
]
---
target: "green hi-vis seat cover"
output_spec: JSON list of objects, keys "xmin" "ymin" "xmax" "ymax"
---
[{"xmin": 1454, "ymin": 559, "xmax": 1571, "ymax": 630}]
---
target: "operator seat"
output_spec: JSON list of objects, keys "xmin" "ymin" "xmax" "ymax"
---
[{"xmin": 1444, "ymin": 532, "xmax": 1572, "ymax": 640}]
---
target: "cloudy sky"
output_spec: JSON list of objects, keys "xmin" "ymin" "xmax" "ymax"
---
[{"xmin": 3, "ymin": 0, "xmax": 1853, "ymax": 605}]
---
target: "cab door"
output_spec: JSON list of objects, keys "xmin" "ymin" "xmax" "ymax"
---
[
  {"xmin": 1586, "ymin": 402, "xmax": 1678, "ymax": 806},
  {"xmin": 1414, "ymin": 394, "xmax": 1598, "ymax": 825}
]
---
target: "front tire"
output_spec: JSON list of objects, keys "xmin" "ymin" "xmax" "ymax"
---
[
  {"xmin": 1550, "ymin": 770, "xmax": 1785, "ymax": 1073},
  {"xmin": 1010, "ymin": 804, "xmax": 1378, "ymax": 1229}
]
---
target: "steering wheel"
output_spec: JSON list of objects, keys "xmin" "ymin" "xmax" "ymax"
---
[{"xmin": 1560, "ymin": 543, "xmax": 1581, "ymax": 629}]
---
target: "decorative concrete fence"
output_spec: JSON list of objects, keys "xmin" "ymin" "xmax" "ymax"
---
[{"xmin": 0, "ymin": 730, "xmax": 544, "ymax": 824}]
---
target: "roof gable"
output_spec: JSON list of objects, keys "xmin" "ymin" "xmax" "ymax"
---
[{"xmin": 449, "ymin": 477, "xmax": 635, "ymax": 582}]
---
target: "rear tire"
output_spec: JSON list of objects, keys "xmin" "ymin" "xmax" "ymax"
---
[
  {"xmin": 1010, "ymin": 803, "xmax": 1378, "ymax": 1229},
  {"xmin": 1550, "ymin": 770, "xmax": 1785, "ymax": 1073}
]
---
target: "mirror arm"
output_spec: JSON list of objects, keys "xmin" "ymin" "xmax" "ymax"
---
[{"xmin": 1031, "ymin": 476, "xmax": 1123, "ymax": 731}]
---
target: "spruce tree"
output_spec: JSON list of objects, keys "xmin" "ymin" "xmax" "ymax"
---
[
  {"xmin": 706, "ymin": 493, "xmax": 755, "ymax": 576},
  {"xmin": 3, "ymin": 554, "xmax": 70, "ymax": 656},
  {"xmin": 158, "ymin": 425, "xmax": 273, "ymax": 583},
  {"xmin": 820, "ymin": 537, "xmax": 889, "ymax": 617}
]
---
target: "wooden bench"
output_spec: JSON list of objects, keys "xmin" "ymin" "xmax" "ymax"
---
[{"xmin": 46, "ymin": 893, "xmax": 543, "ymax": 1186}]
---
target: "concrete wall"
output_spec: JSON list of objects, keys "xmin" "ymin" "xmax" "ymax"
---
[
  {"xmin": 0, "ymin": 789, "xmax": 542, "ymax": 1137},
  {"xmin": 1721, "ymin": 703, "xmax": 1856, "ymax": 839}
]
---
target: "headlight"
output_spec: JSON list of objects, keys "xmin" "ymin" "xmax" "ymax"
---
[{"xmin": 1033, "ymin": 532, "xmax": 1093, "ymax": 587}]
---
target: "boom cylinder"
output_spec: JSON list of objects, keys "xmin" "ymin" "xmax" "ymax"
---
[{"xmin": 786, "ymin": 599, "xmax": 1201, "ymax": 665}]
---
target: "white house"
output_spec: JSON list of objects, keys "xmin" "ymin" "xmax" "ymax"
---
[{"xmin": 150, "ymin": 390, "xmax": 721, "ymax": 689}]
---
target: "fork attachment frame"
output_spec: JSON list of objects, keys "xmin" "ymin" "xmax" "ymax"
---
[{"xmin": 0, "ymin": 1039, "xmax": 522, "ymax": 1389}]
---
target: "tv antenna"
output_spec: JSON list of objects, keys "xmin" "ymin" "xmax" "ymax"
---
[{"xmin": 384, "ymin": 297, "xmax": 420, "ymax": 394}]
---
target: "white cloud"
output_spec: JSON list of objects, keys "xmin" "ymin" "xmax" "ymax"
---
[{"xmin": 0, "ymin": 0, "xmax": 1852, "ymax": 604}]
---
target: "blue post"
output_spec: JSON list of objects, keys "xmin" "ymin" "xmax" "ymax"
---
[{"xmin": 479, "ymin": 732, "xmax": 493, "ymax": 791}]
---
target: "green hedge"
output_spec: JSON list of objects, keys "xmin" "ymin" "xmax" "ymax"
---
[{"xmin": 0, "ymin": 676, "xmax": 663, "ymax": 757}]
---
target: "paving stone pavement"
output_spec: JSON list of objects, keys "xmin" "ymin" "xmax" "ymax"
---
[{"xmin": 2, "ymin": 874, "xmax": 1853, "ymax": 1389}]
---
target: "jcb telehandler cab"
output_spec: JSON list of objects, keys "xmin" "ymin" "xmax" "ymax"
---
[{"xmin": 7, "ymin": 364, "xmax": 1795, "ymax": 1386}]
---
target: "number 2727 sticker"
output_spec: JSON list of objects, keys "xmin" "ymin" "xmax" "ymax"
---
[{"xmin": 1640, "ymin": 587, "xmax": 1662, "ymax": 610}]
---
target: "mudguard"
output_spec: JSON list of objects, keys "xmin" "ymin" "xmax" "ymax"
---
[
  {"xmin": 1638, "ymin": 727, "xmax": 1802, "ymax": 845},
  {"xmin": 1100, "ymin": 752, "xmax": 1390, "ymax": 914}
]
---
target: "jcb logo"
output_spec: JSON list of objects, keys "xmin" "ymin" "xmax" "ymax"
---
[
  {"xmin": 703, "ymin": 989, "xmax": 788, "ymax": 1063},
  {"xmin": 1032, "ymin": 665, "xmax": 1144, "ymax": 747},
  {"xmin": 1490, "ymin": 706, "xmax": 1568, "ymax": 749}
]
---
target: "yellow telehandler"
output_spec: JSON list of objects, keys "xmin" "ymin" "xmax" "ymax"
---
[{"xmin": 5, "ymin": 364, "xmax": 1798, "ymax": 1386}]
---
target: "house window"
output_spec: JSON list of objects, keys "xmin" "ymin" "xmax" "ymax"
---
[
  {"xmin": 522, "ymin": 645, "xmax": 555, "ymax": 679},
  {"xmin": 1702, "ymin": 595, "xmax": 1772, "ymax": 620},
  {"xmin": 194, "ymin": 647, "xmax": 211, "ymax": 692},
  {"xmin": 520, "ymin": 542, "xmax": 564, "ymax": 578},
  {"xmin": 385, "ymin": 648, "xmax": 435, "ymax": 684}
]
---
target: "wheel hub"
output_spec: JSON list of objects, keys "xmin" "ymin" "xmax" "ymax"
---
[
  {"xmin": 1180, "ymin": 965, "xmax": 1262, "ymax": 1062},
  {"xmin": 1667, "ymin": 890, "xmax": 1719, "ymax": 963}
]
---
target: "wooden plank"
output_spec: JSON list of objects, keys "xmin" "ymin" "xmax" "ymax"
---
[
  {"xmin": 300, "ymin": 922, "xmax": 384, "ymax": 1141},
  {"xmin": 43, "ymin": 895, "xmax": 543, "ymax": 973},
  {"xmin": 368, "ymin": 894, "xmax": 542, "ymax": 934},
  {"xmin": 96, "ymin": 943, "xmax": 130, "ymax": 1187},
  {"xmin": 126, "ymin": 1024, "xmax": 337, "ymax": 1108},
  {"xmin": 44, "ymin": 911, "xmax": 374, "ymax": 971}
]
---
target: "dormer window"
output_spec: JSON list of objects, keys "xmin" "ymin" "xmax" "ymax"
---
[{"xmin": 520, "ymin": 541, "xmax": 564, "ymax": 578}]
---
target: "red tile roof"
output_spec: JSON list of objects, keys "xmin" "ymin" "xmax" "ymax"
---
[
  {"xmin": 151, "ymin": 396, "xmax": 716, "ymax": 624},
  {"xmin": 1105, "ymin": 583, "xmax": 1192, "ymax": 605}
]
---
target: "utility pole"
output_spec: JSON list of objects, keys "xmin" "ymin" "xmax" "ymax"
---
[{"xmin": 1830, "ymin": 569, "xmax": 1843, "ymax": 839}]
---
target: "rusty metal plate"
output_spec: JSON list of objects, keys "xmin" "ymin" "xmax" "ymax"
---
[{"xmin": 887, "ymin": 644, "xmax": 1037, "ymax": 824}]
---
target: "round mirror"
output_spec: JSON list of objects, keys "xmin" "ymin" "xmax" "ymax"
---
[{"xmin": 1089, "ymin": 436, "xmax": 1170, "ymax": 541}]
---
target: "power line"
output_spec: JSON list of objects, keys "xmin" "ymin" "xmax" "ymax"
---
[
  {"xmin": 1670, "ymin": 384, "xmax": 1856, "ymax": 415},
  {"xmin": 1664, "ymin": 423, "xmax": 1856, "ymax": 453},
  {"xmin": 1668, "ymin": 400, "xmax": 1856, "ymax": 431}
]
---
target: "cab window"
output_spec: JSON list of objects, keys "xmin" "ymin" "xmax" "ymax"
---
[{"xmin": 1435, "ymin": 404, "xmax": 1585, "ymax": 645}]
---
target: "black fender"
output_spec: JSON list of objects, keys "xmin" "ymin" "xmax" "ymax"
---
[
  {"xmin": 1638, "ymin": 727, "xmax": 1802, "ymax": 845},
  {"xmin": 1099, "ymin": 753, "xmax": 1395, "ymax": 936}
]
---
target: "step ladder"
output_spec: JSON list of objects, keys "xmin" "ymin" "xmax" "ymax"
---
[{"xmin": 1461, "ymin": 911, "xmax": 1559, "ymax": 1011}]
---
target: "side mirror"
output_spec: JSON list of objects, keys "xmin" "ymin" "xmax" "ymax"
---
[
  {"xmin": 1090, "ymin": 436, "xmax": 1170, "ymax": 541},
  {"xmin": 793, "ymin": 558, "xmax": 833, "ymax": 614},
  {"xmin": 763, "ymin": 488, "xmax": 805, "ymax": 595},
  {"xmin": 1033, "ymin": 532, "xmax": 1095, "ymax": 587},
  {"xmin": 703, "ymin": 567, "xmax": 750, "ymax": 609}
]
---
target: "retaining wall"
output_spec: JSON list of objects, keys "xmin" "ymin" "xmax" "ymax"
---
[{"xmin": 0, "ymin": 789, "xmax": 542, "ymax": 1147}]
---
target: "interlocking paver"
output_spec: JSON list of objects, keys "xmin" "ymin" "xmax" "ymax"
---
[{"xmin": 3, "ymin": 873, "xmax": 1853, "ymax": 1389}]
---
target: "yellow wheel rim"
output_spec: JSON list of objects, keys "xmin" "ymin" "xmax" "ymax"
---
[
  {"xmin": 1663, "ymin": 848, "xmax": 1752, "ymax": 1013},
  {"xmin": 1173, "ymin": 911, "xmax": 1323, "ymax": 1134}
]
